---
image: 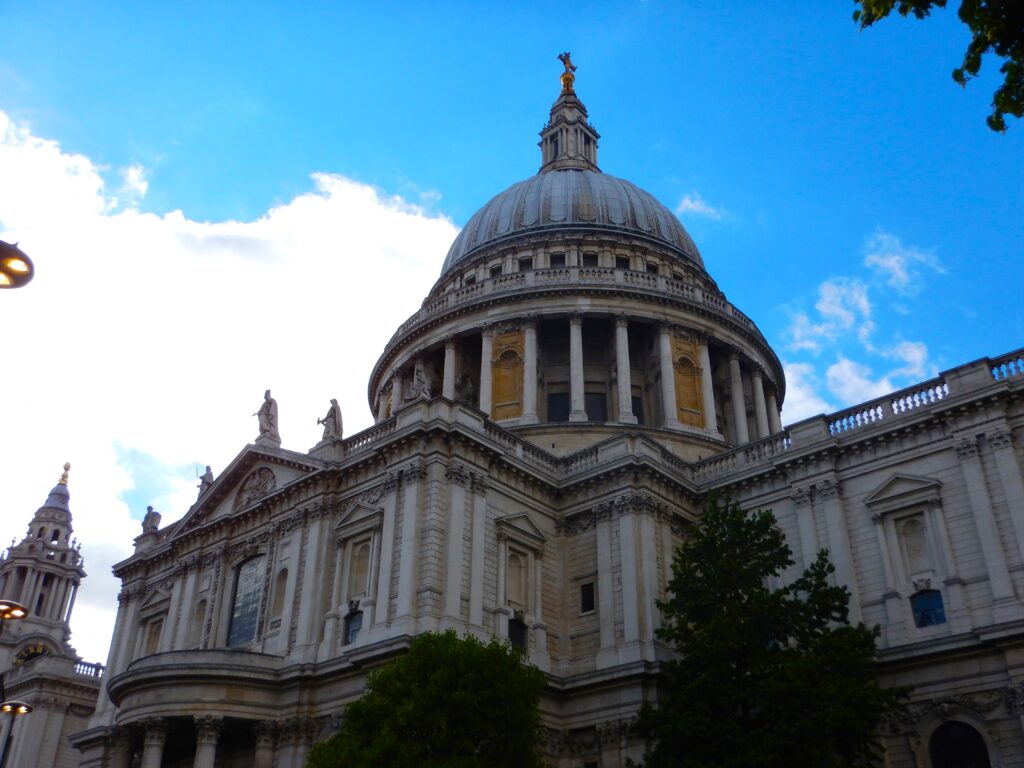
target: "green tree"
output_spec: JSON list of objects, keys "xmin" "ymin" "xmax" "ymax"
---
[
  {"xmin": 306, "ymin": 630, "xmax": 547, "ymax": 768},
  {"xmin": 638, "ymin": 496, "xmax": 905, "ymax": 768},
  {"xmin": 853, "ymin": 0, "xmax": 1024, "ymax": 131}
]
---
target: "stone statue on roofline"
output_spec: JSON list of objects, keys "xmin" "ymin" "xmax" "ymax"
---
[
  {"xmin": 197, "ymin": 465, "xmax": 214, "ymax": 497},
  {"xmin": 318, "ymin": 398, "xmax": 344, "ymax": 440},
  {"xmin": 254, "ymin": 389, "xmax": 281, "ymax": 446},
  {"xmin": 406, "ymin": 361, "xmax": 432, "ymax": 401}
]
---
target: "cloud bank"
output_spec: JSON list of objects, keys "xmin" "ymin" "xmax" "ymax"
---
[{"xmin": 0, "ymin": 111, "xmax": 458, "ymax": 664}]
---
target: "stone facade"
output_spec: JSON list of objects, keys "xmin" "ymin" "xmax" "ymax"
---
[{"xmin": 61, "ymin": 71, "xmax": 1024, "ymax": 767}]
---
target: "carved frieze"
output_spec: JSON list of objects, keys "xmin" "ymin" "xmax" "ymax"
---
[{"xmin": 234, "ymin": 467, "xmax": 278, "ymax": 511}]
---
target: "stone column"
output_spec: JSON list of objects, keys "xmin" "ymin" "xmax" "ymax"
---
[
  {"xmin": 816, "ymin": 478, "xmax": 861, "ymax": 623},
  {"xmin": 106, "ymin": 727, "xmax": 133, "ymax": 768},
  {"xmin": 369, "ymin": 473, "xmax": 399, "ymax": 638},
  {"xmin": 751, "ymin": 367, "xmax": 770, "ymax": 440},
  {"xmin": 192, "ymin": 716, "xmax": 222, "ymax": 768},
  {"xmin": 728, "ymin": 353, "xmax": 750, "ymax": 445},
  {"xmin": 767, "ymin": 389, "xmax": 783, "ymax": 434},
  {"xmin": 658, "ymin": 323, "xmax": 681, "ymax": 429},
  {"xmin": 872, "ymin": 514, "xmax": 906, "ymax": 646},
  {"xmin": 522, "ymin": 319, "xmax": 539, "ymax": 424},
  {"xmin": 569, "ymin": 313, "xmax": 587, "ymax": 422},
  {"xmin": 595, "ymin": 505, "xmax": 616, "ymax": 668},
  {"xmin": 376, "ymin": 386, "xmax": 388, "ymax": 421},
  {"xmin": 140, "ymin": 719, "xmax": 168, "ymax": 768},
  {"xmin": 956, "ymin": 436, "xmax": 1016, "ymax": 607},
  {"xmin": 395, "ymin": 463, "xmax": 426, "ymax": 634},
  {"xmin": 468, "ymin": 474, "xmax": 488, "ymax": 630},
  {"xmin": 479, "ymin": 327, "xmax": 494, "ymax": 416},
  {"xmin": 697, "ymin": 338, "xmax": 718, "ymax": 435},
  {"xmin": 615, "ymin": 315, "xmax": 637, "ymax": 423},
  {"xmin": 442, "ymin": 463, "xmax": 469, "ymax": 627},
  {"xmin": 254, "ymin": 722, "xmax": 276, "ymax": 768},
  {"xmin": 442, "ymin": 337, "xmax": 456, "ymax": 400},
  {"xmin": 391, "ymin": 370, "xmax": 404, "ymax": 409},
  {"xmin": 989, "ymin": 428, "xmax": 1024, "ymax": 565}
]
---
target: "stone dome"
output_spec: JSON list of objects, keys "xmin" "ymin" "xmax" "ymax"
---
[{"xmin": 441, "ymin": 169, "xmax": 704, "ymax": 275}]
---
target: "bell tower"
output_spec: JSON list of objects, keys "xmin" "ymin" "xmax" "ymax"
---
[{"xmin": 0, "ymin": 463, "xmax": 86, "ymax": 661}]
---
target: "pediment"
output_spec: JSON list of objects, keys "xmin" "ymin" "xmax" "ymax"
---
[
  {"xmin": 864, "ymin": 473, "xmax": 942, "ymax": 514},
  {"xmin": 174, "ymin": 444, "xmax": 322, "ymax": 535},
  {"xmin": 139, "ymin": 587, "xmax": 171, "ymax": 612},
  {"xmin": 495, "ymin": 513, "xmax": 546, "ymax": 549},
  {"xmin": 335, "ymin": 503, "xmax": 383, "ymax": 532}
]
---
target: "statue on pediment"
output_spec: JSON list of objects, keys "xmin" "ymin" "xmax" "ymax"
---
[
  {"xmin": 254, "ymin": 389, "xmax": 281, "ymax": 444},
  {"xmin": 197, "ymin": 465, "xmax": 214, "ymax": 496}
]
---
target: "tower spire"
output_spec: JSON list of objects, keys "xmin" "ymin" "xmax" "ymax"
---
[{"xmin": 539, "ymin": 52, "xmax": 601, "ymax": 173}]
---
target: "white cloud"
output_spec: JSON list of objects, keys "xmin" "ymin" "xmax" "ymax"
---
[
  {"xmin": 785, "ymin": 277, "xmax": 873, "ymax": 353},
  {"xmin": 885, "ymin": 340, "xmax": 931, "ymax": 380},
  {"xmin": 0, "ymin": 110, "xmax": 459, "ymax": 665},
  {"xmin": 780, "ymin": 362, "xmax": 834, "ymax": 423},
  {"xmin": 825, "ymin": 357, "xmax": 894, "ymax": 405},
  {"xmin": 863, "ymin": 229, "xmax": 944, "ymax": 294},
  {"xmin": 675, "ymin": 190, "xmax": 725, "ymax": 220},
  {"xmin": 119, "ymin": 163, "xmax": 149, "ymax": 204}
]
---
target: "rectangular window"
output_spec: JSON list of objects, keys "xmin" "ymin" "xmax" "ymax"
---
[
  {"xmin": 519, "ymin": 256, "xmax": 533, "ymax": 272},
  {"xmin": 646, "ymin": 262, "xmax": 659, "ymax": 275},
  {"xmin": 345, "ymin": 610, "xmax": 363, "ymax": 645},
  {"xmin": 550, "ymin": 253, "xmax": 566, "ymax": 268},
  {"xmin": 582, "ymin": 252, "xmax": 599, "ymax": 267},
  {"xmin": 911, "ymin": 590, "xmax": 947, "ymax": 628},
  {"xmin": 585, "ymin": 392, "xmax": 608, "ymax": 422},
  {"xmin": 464, "ymin": 273, "xmax": 476, "ymax": 285},
  {"xmin": 490, "ymin": 265, "xmax": 502, "ymax": 279},
  {"xmin": 547, "ymin": 392, "xmax": 570, "ymax": 422},
  {"xmin": 580, "ymin": 582, "xmax": 595, "ymax": 614},
  {"xmin": 615, "ymin": 256, "xmax": 630, "ymax": 270},
  {"xmin": 227, "ymin": 556, "xmax": 266, "ymax": 648},
  {"xmin": 509, "ymin": 617, "xmax": 528, "ymax": 651}
]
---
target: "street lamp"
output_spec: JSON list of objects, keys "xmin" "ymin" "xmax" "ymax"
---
[
  {"xmin": 0, "ymin": 599, "xmax": 29, "ymax": 768},
  {"xmin": 0, "ymin": 241, "xmax": 34, "ymax": 289}
]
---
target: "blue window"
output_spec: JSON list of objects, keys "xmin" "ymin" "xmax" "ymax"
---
[
  {"xmin": 911, "ymin": 589, "xmax": 946, "ymax": 628},
  {"xmin": 344, "ymin": 610, "xmax": 363, "ymax": 645}
]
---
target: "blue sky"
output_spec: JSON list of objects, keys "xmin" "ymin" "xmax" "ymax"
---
[{"xmin": 1, "ymin": 2, "xmax": 1022, "ymax": 662}]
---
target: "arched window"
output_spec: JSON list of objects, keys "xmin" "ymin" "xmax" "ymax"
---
[
  {"xmin": 270, "ymin": 568, "xmax": 288, "ymax": 620},
  {"xmin": 348, "ymin": 543, "xmax": 370, "ymax": 600},
  {"xmin": 227, "ymin": 555, "xmax": 266, "ymax": 648},
  {"xmin": 911, "ymin": 589, "xmax": 947, "ymax": 628},
  {"xmin": 929, "ymin": 721, "xmax": 991, "ymax": 768}
]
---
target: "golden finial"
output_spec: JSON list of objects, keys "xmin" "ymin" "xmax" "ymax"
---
[
  {"xmin": 558, "ymin": 52, "xmax": 576, "ymax": 93},
  {"xmin": 59, "ymin": 462, "xmax": 70, "ymax": 486}
]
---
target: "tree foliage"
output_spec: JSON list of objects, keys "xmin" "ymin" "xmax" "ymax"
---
[
  {"xmin": 854, "ymin": 0, "xmax": 1024, "ymax": 131},
  {"xmin": 306, "ymin": 630, "xmax": 547, "ymax": 768},
  {"xmin": 638, "ymin": 496, "xmax": 906, "ymax": 768}
]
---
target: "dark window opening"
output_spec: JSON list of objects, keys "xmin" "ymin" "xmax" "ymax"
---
[
  {"xmin": 585, "ymin": 762, "xmax": 599, "ymax": 768},
  {"xmin": 50, "ymin": 529, "xmax": 60, "ymax": 543},
  {"xmin": 509, "ymin": 617, "xmax": 528, "ymax": 651},
  {"xmin": 344, "ymin": 611, "xmax": 363, "ymax": 646},
  {"xmin": 911, "ymin": 590, "xmax": 947, "ymax": 628},
  {"xmin": 672, "ymin": 271, "xmax": 684, "ymax": 281},
  {"xmin": 930, "ymin": 721, "xmax": 991, "ymax": 768},
  {"xmin": 631, "ymin": 395, "xmax": 645, "ymax": 425},
  {"xmin": 582, "ymin": 252, "xmax": 599, "ymax": 267},
  {"xmin": 585, "ymin": 392, "xmax": 608, "ymax": 422},
  {"xmin": 35, "ymin": 593, "xmax": 46, "ymax": 614},
  {"xmin": 550, "ymin": 253, "xmax": 566, "ymax": 268},
  {"xmin": 580, "ymin": 582, "xmax": 595, "ymax": 614},
  {"xmin": 615, "ymin": 256, "xmax": 630, "ymax": 270},
  {"xmin": 646, "ymin": 262, "xmax": 659, "ymax": 275},
  {"xmin": 464, "ymin": 273, "xmax": 476, "ymax": 285},
  {"xmin": 490, "ymin": 265, "xmax": 502, "ymax": 279},
  {"xmin": 36, "ymin": 528, "xmax": 45, "ymax": 539},
  {"xmin": 551, "ymin": 137, "xmax": 559, "ymax": 157},
  {"xmin": 547, "ymin": 392, "xmax": 570, "ymax": 422},
  {"xmin": 519, "ymin": 257, "xmax": 533, "ymax": 272}
]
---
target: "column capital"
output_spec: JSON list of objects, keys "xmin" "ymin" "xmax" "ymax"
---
[
  {"xmin": 143, "ymin": 718, "xmax": 169, "ymax": 744},
  {"xmin": 816, "ymin": 477, "xmax": 842, "ymax": 500},
  {"xmin": 442, "ymin": 335, "xmax": 456, "ymax": 348},
  {"xmin": 791, "ymin": 486, "xmax": 813, "ymax": 507},
  {"xmin": 657, "ymin": 319, "xmax": 674, "ymax": 333},
  {"xmin": 615, "ymin": 313, "xmax": 630, "ymax": 329},
  {"xmin": 480, "ymin": 322, "xmax": 496, "ymax": 338},
  {"xmin": 521, "ymin": 313, "xmax": 539, "ymax": 328},
  {"xmin": 568, "ymin": 311, "xmax": 583, "ymax": 326},
  {"xmin": 955, "ymin": 435, "xmax": 979, "ymax": 458},
  {"xmin": 194, "ymin": 715, "xmax": 223, "ymax": 744},
  {"xmin": 989, "ymin": 428, "xmax": 1014, "ymax": 451},
  {"xmin": 253, "ymin": 720, "xmax": 277, "ymax": 749}
]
